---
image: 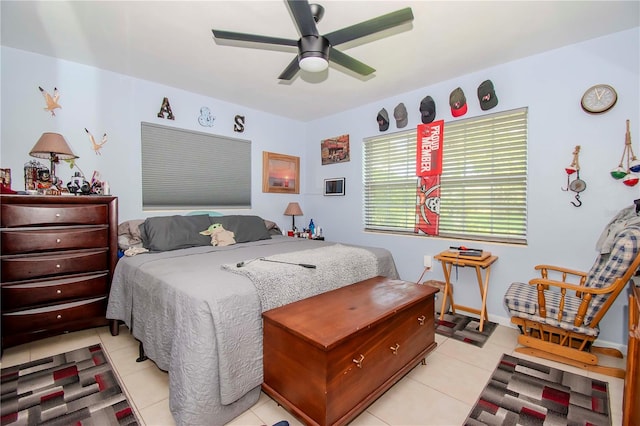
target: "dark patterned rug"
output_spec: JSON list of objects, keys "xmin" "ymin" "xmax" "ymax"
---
[
  {"xmin": 465, "ymin": 353, "xmax": 611, "ymax": 426},
  {"xmin": 435, "ymin": 312, "xmax": 498, "ymax": 348},
  {"xmin": 1, "ymin": 344, "xmax": 139, "ymax": 426}
]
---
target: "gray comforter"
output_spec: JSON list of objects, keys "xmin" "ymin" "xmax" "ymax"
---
[{"xmin": 106, "ymin": 236, "xmax": 398, "ymax": 426}]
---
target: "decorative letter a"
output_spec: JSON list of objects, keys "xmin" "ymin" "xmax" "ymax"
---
[{"xmin": 157, "ymin": 97, "xmax": 175, "ymax": 120}]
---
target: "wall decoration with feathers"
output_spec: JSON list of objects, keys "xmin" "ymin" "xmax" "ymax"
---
[
  {"xmin": 39, "ymin": 86, "xmax": 61, "ymax": 116},
  {"xmin": 85, "ymin": 128, "xmax": 107, "ymax": 155}
]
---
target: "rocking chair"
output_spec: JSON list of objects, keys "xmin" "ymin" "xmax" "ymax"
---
[{"xmin": 504, "ymin": 206, "xmax": 640, "ymax": 378}]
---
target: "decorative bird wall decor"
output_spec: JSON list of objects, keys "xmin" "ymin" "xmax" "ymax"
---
[
  {"xmin": 39, "ymin": 86, "xmax": 61, "ymax": 116},
  {"xmin": 85, "ymin": 128, "xmax": 107, "ymax": 155}
]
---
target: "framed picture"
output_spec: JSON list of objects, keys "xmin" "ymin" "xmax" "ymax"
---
[
  {"xmin": 321, "ymin": 134, "xmax": 350, "ymax": 165},
  {"xmin": 262, "ymin": 151, "xmax": 300, "ymax": 194},
  {"xmin": 324, "ymin": 177, "xmax": 345, "ymax": 196},
  {"xmin": 0, "ymin": 168, "xmax": 11, "ymax": 186}
]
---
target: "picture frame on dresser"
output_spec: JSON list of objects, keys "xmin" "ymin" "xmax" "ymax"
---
[{"xmin": 0, "ymin": 194, "xmax": 118, "ymax": 350}]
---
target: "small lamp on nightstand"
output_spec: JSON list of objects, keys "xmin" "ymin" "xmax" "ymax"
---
[{"xmin": 284, "ymin": 202, "xmax": 303, "ymax": 231}]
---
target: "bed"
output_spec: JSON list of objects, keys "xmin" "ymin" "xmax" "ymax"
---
[{"xmin": 106, "ymin": 214, "xmax": 399, "ymax": 426}]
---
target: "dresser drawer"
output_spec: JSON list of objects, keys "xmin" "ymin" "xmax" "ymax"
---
[
  {"xmin": 1, "ymin": 204, "xmax": 108, "ymax": 227},
  {"xmin": 1, "ymin": 227, "xmax": 109, "ymax": 254},
  {"xmin": 2, "ymin": 273, "xmax": 109, "ymax": 310},
  {"xmin": 1, "ymin": 249, "xmax": 108, "ymax": 282},
  {"xmin": 2, "ymin": 296, "xmax": 107, "ymax": 334}
]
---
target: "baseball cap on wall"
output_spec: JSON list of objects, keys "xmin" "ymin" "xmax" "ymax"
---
[
  {"xmin": 419, "ymin": 96, "xmax": 436, "ymax": 124},
  {"xmin": 394, "ymin": 103, "xmax": 408, "ymax": 128},
  {"xmin": 477, "ymin": 79, "xmax": 498, "ymax": 110},
  {"xmin": 377, "ymin": 108, "xmax": 389, "ymax": 131},
  {"xmin": 449, "ymin": 87, "xmax": 467, "ymax": 117}
]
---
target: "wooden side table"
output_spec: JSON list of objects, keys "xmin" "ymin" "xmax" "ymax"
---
[{"xmin": 434, "ymin": 250, "xmax": 498, "ymax": 332}]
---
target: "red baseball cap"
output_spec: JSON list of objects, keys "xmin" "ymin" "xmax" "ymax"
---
[{"xmin": 449, "ymin": 87, "xmax": 467, "ymax": 117}]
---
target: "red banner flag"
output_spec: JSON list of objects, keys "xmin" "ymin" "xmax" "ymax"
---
[
  {"xmin": 415, "ymin": 176, "xmax": 440, "ymax": 235},
  {"xmin": 416, "ymin": 120, "xmax": 444, "ymax": 177}
]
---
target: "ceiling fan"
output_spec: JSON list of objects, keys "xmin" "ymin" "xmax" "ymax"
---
[{"xmin": 211, "ymin": 1, "xmax": 414, "ymax": 81}]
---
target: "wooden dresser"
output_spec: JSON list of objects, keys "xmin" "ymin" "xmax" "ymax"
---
[
  {"xmin": 0, "ymin": 195, "xmax": 118, "ymax": 350},
  {"xmin": 262, "ymin": 276, "xmax": 437, "ymax": 426}
]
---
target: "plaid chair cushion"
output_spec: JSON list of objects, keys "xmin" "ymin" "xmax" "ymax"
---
[
  {"xmin": 583, "ymin": 226, "xmax": 640, "ymax": 324},
  {"xmin": 504, "ymin": 283, "xmax": 596, "ymax": 328},
  {"xmin": 504, "ymin": 225, "xmax": 640, "ymax": 333},
  {"xmin": 504, "ymin": 282, "xmax": 593, "ymax": 334}
]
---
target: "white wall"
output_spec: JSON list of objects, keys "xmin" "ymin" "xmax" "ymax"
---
[
  {"xmin": 303, "ymin": 28, "xmax": 640, "ymax": 347},
  {"xmin": 1, "ymin": 27, "xmax": 639, "ymax": 346},
  {"xmin": 0, "ymin": 46, "xmax": 306, "ymax": 227}
]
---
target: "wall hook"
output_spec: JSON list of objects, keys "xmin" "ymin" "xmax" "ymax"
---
[
  {"xmin": 571, "ymin": 193, "xmax": 582, "ymax": 207},
  {"xmin": 564, "ymin": 146, "xmax": 586, "ymax": 207}
]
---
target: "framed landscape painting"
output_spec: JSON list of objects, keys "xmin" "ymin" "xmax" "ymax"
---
[{"xmin": 262, "ymin": 151, "xmax": 300, "ymax": 194}]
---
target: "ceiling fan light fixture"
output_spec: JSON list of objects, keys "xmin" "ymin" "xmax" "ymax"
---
[
  {"xmin": 298, "ymin": 35, "xmax": 330, "ymax": 73},
  {"xmin": 299, "ymin": 56, "xmax": 329, "ymax": 72},
  {"xmin": 212, "ymin": 2, "xmax": 414, "ymax": 80}
]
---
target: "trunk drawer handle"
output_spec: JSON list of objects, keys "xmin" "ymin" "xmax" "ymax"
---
[{"xmin": 352, "ymin": 354, "xmax": 365, "ymax": 368}]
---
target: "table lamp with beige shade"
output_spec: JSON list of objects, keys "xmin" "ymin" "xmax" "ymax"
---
[
  {"xmin": 283, "ymin": 202, "xmax": 303, "ymax": 231},
  {"xmin": 29, "ymin": 132, "xmax": 78, "ymax": 190}
]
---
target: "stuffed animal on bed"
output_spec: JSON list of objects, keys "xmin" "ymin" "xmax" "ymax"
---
[{"xmin": 200, "ymin": 223, "xmax": 236, "ymax": 247}]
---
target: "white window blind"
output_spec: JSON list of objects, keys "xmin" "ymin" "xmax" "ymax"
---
[
  {"xmin": 363, "ymin": 108, "xmax": 528, "ymax": 244},
  {"xmin": 141, "ymin": 122, "xmax": 251, "ymax": 210}
]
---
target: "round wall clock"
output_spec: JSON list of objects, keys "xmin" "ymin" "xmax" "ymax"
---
[{"xmin": 581, "ymin": 84, "xmax": 617, "ymax": 114}]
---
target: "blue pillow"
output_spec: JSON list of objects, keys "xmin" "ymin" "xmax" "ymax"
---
[{"xmin": 186, "ymin": 211, "xmax": 223, "ymax": 217}]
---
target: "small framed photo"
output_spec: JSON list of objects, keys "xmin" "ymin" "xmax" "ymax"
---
[{"xmin": 324, "ymin": 177, "xmax": 345, "ymax": 196}]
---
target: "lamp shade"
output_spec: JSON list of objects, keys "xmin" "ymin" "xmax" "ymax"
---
[
  {"xmin": 30, "ymin": 133, "xmax": 78, "ymax": 160},
  {"xmin": 284, "ymin": 202, "xmax": 303, "ymax": 216}
]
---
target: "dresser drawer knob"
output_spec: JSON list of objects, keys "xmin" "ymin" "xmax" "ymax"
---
[
  {"xmin": 56, "ymin": 264, "xmax": 61, "ymax": 269},
  {"xmin": 56, "ymin": 289, "xmax": 62, "ymax": 294},
  {"xmin": 352, "ymin": 354, "xmax": 365, "ymax": 368},
  {"xmin": 56, "ymin": 314, "xmax": 62, "ymax": 320},
  {"xmin": 55, "ymin": 213, "xmax": 61, "ymax": 218},
  {"xmin": 418, "ymin": 315, "xmax": 426, "ymax": 325},
  {"xmin": 390, "ymin": 343, "xmax": 400, "ymax": 355},
  {"xmin": 56, "ymin": 238, "xmax": 61, "ymax": 243}
]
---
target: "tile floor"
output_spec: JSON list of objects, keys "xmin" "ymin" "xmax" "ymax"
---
[{"xmin": 0, "ymin": 324, "xmax": 625, "ymax": 426}]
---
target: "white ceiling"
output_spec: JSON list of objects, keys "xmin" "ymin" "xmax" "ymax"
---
[{"xmin": 2, "ymin": 1, "xmax": 638, "ymax": 122}]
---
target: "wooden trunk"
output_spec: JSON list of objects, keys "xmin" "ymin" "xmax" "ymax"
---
[{"xmin": 262, "ymin": 276, "xmax": 437, "ymax": 426}]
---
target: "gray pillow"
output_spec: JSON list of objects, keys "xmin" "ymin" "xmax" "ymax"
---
[
  {"xmin": 140, "ymin": 215, "xmax": 212, "ymax": 251},
  {"xmin": 212, "ymin": 215, "xmax": 271, "ymax": 243}
]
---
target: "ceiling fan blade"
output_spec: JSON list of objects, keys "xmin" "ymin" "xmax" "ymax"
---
[
  {"xmin": 212, "ymin": 29, "xmax": 297, "ymax": 47},
  {"xmin": 324, "ymin": 7, "xmax": 414, "ymax": 46},
  {"xmin": 286, "ymin": 0, "xmax": 319, "ymax": 37},
  {"xmin": 329, "ymin": 47, "xmax": 375, "ymax": 76},
  {"xmin": 278, "ymin": 57, "xmax": 301, "ymax": 80}
]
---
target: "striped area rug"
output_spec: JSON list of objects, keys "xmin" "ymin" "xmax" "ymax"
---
[
  {"xmin": 1, "ymin": 344, "xmax": 138, "ymax": 426},
  {"xmin": 436, "ymin": 312, "xmax": 498, "ymax": 348},
  {"xmin": 465, "ymin": 353, "xmax": 611, "ymax": 426}
]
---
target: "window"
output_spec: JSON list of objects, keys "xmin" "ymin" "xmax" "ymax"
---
[
  {"xmin": 363, "ymin": 108, "xmax": 528, "ymax": 244},
  {"xmin": 141, "ymin": 122, "xmax": 251, "ymax": 210}
]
